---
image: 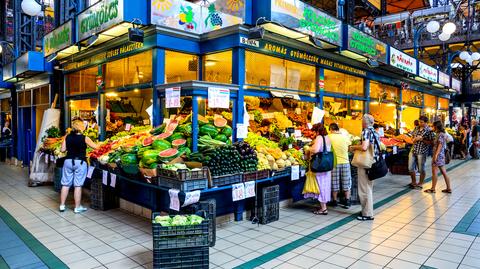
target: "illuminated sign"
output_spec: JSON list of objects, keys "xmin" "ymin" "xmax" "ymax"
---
[
  {"xmin": 438, "ymin": 72, "xmax": 450, "ymax": 87},
  {"xmin": 419, "ymin": 62, "xmax": 438, "ymax": 83},
  {"xmin": 347, "ymin": 26, "xmax": 387, "ymax": 63},
  {"xmin": 389, "ymin": 47, "xmax": 416, "ymax": 74},
  {"xmin": 44, "ymin": 21, "xmax": 73, "ymax": 57},
  {"xmin": 451, "ymin": 78, "xmax": 461, "ymax": 93},
  {"xmin": 77, "ymin": 0, "xmax": 124, "ymax": 41}
]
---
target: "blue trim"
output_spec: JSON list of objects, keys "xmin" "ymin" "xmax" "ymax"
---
[
  {"xmin": 319, "ymin": 68, "xmax": 324, "ymax": 109},
  {"xmin": 365, "ymin": 79, "xmax": 371, "ymax": 113},
  {"xmin": 152, "ymin": 48, "xmax": 165, "ymax": 127},
  {"xmin": 201, "ymin": 34, "xmax": 242, "ymax": 54},
  {"xmin": 232, "ymin": 47, "xmax": 245, "ymax": 141},
  {"xmin": 192, "ymin": 96, "xmax": 199, "ymax": 152},
  {"xmin": 156, "ymin": 34, "xmax": 200, "ymax": 54}
]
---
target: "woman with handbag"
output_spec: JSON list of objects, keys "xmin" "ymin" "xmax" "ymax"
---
[
  {"xmin": 425, "ymin": 121, "xmax": 452, "ymax": 194},
  {"xmin": 349, "ymin": 114, "xmax": 380, "ymax": 221},
  {"xmin": 304, "ymin": 123, "xmax": 332, "ymax": 215}
]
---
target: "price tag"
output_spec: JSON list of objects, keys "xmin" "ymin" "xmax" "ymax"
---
[
  {"xmin": 165, "ymin": 87, "xmax": 181, "ymax": 108},
  {"xmin": 307, "ymin": 123, "xmax": 313, "ymax": 129},
  {"xmin": 45, "ymin": 154, "xmax": 49, "ymax": 164},
  {"xmin": 183, "ymin": 190, "xmax": 201, "ymax": 207},
  {"xmin": 300, "ymin": 168, "xmax": 306, "ymax": 177},
  {"xmin": 245, "ymin": 181, "xmax": 256, "ymax": 198},
  {"xmin": 125, "ymin": 124, "xmax": 132, "ymax": 131},
  {"xmin": 50, "ymin": 155, "xmax": 54, "ymax": 162},
  {"xmin": 102, "ymin": 170, "xmax": 108, "ymax": 185},
  {"xmin": 295, "ymin": 108, "xmax": 302, "ymax": 114},
  {"xmin": 291, "ymin": 165, "xmax": 300, "ymax": 181},
  {"xmin": 236, "ymin": 123, "xmax": 248, "ymax": 139},
  {"xmin": 283, "ymin": 109, "xmax": 288, "ymax": 115},
  {"xmin": 87, "ymin": 166, "xmax": 95, "ymax": 179},
  {"xmin": 143, "ymin": 119, "xmax": 150, "ymax": 125},
  {"xmin": 262, "ymin": 113, "xmax": 274, "ymax": 119},
  {"xmin": 84, "ymin": 121, "xmax": 89, "ymax": 129},
  {"xmin": 169, "ymin": 189, "xmax": 180, "ymax": 211},
  {"xmin": 208, "ymin": 87, "xmax": 230, "ymax": 109},
  {"xmin": 110, "ymin": 173, "xmax": 117, "ymax": 187},
  {"xmin": 232, "ymin": 183, "xmax": 245, "ymax": 201},
  {"xmin": 91, "ymin": 123, "xmax": 96, "ymax": 128},
  {"xmin": 294, "ymin": 130, "xmax": 302, "ymax": 138},
  {"xmin": 393, "ymin": 146, "xmax": 398, "ymax": 155}
]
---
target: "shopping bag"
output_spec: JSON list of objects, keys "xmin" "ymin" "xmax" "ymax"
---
[
  {"xmin": 351, "ymin": 144, "xmax": 374, "ymax": 168},
  {"xmin": 302, "ymin": 170, "xmax": 320, "ymax": 195}
]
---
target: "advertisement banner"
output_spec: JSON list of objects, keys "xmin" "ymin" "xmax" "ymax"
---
[
  {"xmin": 43, "ymin": 21, "xmax": 73, "ymax": 57},
  {"xmin": 438, "ymin": 71, "xmax": 450, "ymax": 87},
  {"xmin": 77, "ymin": 0, "xmax": 124, "ymax": 41},
  {"xmin": 347, "ymin": 26, "xmax": 387, "ymax": 63},
  {"xmin": 271, "ymin": 0, "xmax": 342, "ymax": 47},
  {"xmin": 419, "ymin": 62, "xmax": 438, "ymax": 83},
  {"xmin": 389, "ymin": 47, "xmax": 417, "ymax": 75}
]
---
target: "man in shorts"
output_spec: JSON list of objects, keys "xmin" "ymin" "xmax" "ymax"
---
[
  {"xmin": 328, "ymin": 123, "xmax": 352, "ymax": 209},
  {"xmin": 408, "ymin": 116, "xmax": 434, "ymax": 189}
]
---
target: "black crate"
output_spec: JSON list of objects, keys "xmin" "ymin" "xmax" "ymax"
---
[
  {"xmin": 152, "ymin": 213, "xmax": 209, "ymax": 238},
  {"xmin": 90, "ymin": 171, "xmax": 119, "ymax": 211},
  {"xmin": 157, "ymin": 167, "xmax": 209, "ymax": 181},
  {"xmin": 210, "ymin": 173, "xmax": 243, "ymax": 187},
  {"xmin": 270, "ymin": 167, "xmax": 291, "ymax": 178},
  {"xmin": 349, "ymin": 166, "xmax": 360, "ymax": 205},
  {"xmin": 176, "ymin": 199, "xmax": 217, "ymax": 247},
  {"xmin": 53, "ymin": 167, "xmax": 62, "ymax": 193},
  {"xmin": 258, "ymin": 185, "xmax": 280, "ymax": 224},
  {"xmin": 153, "ymin": 233, "xmax": 209, "ymax": 250},
  {"xmin": 153, "ymin": 247, "xmax": 209, "ymax": 269},
  {"xmin": 243, "ymin": 170, "xmax": 270, "ymax": 182},
  {"xmin": 157, "ymin": 177, "xmax": 208, "ymax": 191}
]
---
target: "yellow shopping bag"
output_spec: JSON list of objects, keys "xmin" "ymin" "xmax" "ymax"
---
[{"xmin": 302, "ymin": 170, "xmax": 320, "ymax": 195}]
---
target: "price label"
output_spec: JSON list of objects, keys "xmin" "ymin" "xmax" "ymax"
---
[
  {"xmin": 169, "ymin": 189, "xmax": 180, "ymax": 211},
  {"xmin": 291, "ymin": 165, "xmax": 300, "ymax": 181},
  {"xmin": 87, "ymin": 166, "xmax": 95, "ymax": 179},
  {"xmin": 125, "ymin": 124, "xmax": 132, "ymax": 131},
  {"xmin": 283, "ymin": 109, "xmax": 288, "ymax": 115},
  {"xmin": 143, "ymin": 119, "xmax": 150, "ymax": 125},
  {"xmin": 208, "ymin": 87, "xmax": 230, "ymax": 109},
  {"xmin": 102, "ymin": 170, "xmax": 108, "ymax": 185},
  {"xmin": 300, "ymin": 168, "xmax": 306, "ymax": 177},
  {"xmin": 236, "ymin": 123, "xmax": 248, "ymax": 139},
  {"xmin": 262, "ymin": 113, "xmax": 275, "ymax": 119},
  {"xmin": 165, "ymin": 87, "xmax": 181, "ymax": 108},
  {"xmin": 110, "ymin": 173, "xmax": 117, "ymax": 187},
  {"xmin": 307, "ymin": 123, "xmax": 313, "ymax": 129},
  {"xmin": 245, "ymin": 181, "xmax": 255, "ymax": 198},
  {"xmin": 50, "ymin": 155, "xmax": 55, "ymax": 162},
  {"xmin": 393, "ymin": 146, "xmax": 398, "ymax": 155},
  {"xmin": 84, "ymin": 121, "xmax": 89, "ymax": 129},
  {"xmin": 295, "ymin": 108, "xmax": 302, "ymax": 115},
  {"xmin": 183, "ymin": 190, "xmax": 201, "ymax": 207},
  {"xmin": 232, "ymin": 183, "xmax": 245, "ymax": 201},
  {"xmin": 294, "ymin": 130, "xmax": 302, "ymax": 138}
]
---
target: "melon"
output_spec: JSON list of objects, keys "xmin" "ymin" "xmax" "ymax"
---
[
  {"xmin": 156, "ymin": 132, "xmax": 172, "ymax": 140},
  {"xmin": 167, "ymin": 133, "xmax": 185, "ymax": 142},
  {"xmin": 222, "ymin": 126, "xmax": 233, "ymax": 137},
  {"xmin": 158, "ymin": 148, "xmax": 179, "ymax": 159},
  {"xmin": 165, "ymin": 120, "xmax": 178, "ymax": 133},
  {"xmin": 198, "ymin": 115, "xmax": 209, "ymax": 125},
  {"xmin": 152, "ymin": 140, "xmax": 171, "ymax": 151},
  {"xmin": 171, "ymin": 139, "xmax": 187, "ymax": 148},
  {"xmin": 142, "ymin": 136, "xmax": 154, "ymax": 146},
  {"xmin": 214, "ymin": 117, "xmax": 227, "ymax": 128}
]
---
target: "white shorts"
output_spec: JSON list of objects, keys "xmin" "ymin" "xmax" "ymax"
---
[{"xmin": 61, "ymin": 159, "xmax": 88, "ymax": 187}]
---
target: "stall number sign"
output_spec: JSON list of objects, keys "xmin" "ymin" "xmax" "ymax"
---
[
  {"xmin": 419, "ymin": 62, "xmax": 438, "ymax": 83},
  {"xmin": 390, "ymin": 47, "xmax": 417, "ymax": 75},
  {"xmin": 208, "ymin": 87, "xmax": 230, "ymax": 109},
  {"xmin": 165, "ymin": 87, "xmax": 181, "ymax": 108}
]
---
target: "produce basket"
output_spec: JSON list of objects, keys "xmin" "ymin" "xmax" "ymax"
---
[
  {"xmin": 270, "ymin": 167, "xmax": 291, "ymax": 178},
  {"xmin": 157, "ymin": 167, "xmax": 209, "ymax": 181},
  {"xmin": 153, "ymin": 247, "xmax": 209, "ymax": 269},
  {"xmin": 243, "ymin": 170, "xmax": 270, "ymax": 182},
  {"xmin": 157, "ymin": 177, "xmax": 208, "ymax": 191},
  {"xmin": 258, "ymin": 185, "xmax": 280, "ymax": 225},
  {"xmin": 210, "ymin": 173, "xmax": 243, "ymax": 187}
]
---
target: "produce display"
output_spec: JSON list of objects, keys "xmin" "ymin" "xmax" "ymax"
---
[{"xmin": 153, "ymin": 215, "xmax": 204, "ymax": 226}]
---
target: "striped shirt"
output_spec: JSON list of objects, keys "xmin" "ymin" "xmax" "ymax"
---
[{"xmin": 361, "ymin": 127, "xmax": 381, "ymax": 161}]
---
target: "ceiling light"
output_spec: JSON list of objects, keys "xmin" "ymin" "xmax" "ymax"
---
[
  {"xmin": 21, "ymin": 0, "xmax": 42, "ymax": 16},
  {"xmin": 426, "ymin": 21, "xmax": 440, "ymax": 33},
  {"xmin": 442, "ymin": 22, "xmax": 456, "ymax": 35},
  {"xmin": 438, "ymin": 32, "xmax": 450, "ymax": 41},
  {"xmin": 205, "ymin": 60, "xmax": 216, "ymax": 67},
  {"xmin": 472, "ymin": 52, "xmax": 480, "ymax": 61},
  {"xmin": 106, "ymin": 92, "xmax": 118, "ymax": 97},
  {"xmin": 460, "ymin": 51, "xmax": 470, "ymax": 61}
]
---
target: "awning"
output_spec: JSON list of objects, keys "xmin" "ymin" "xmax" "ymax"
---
[{"xmin": 387, "ymin": 0, "xmax": 430, "ymax": 14}]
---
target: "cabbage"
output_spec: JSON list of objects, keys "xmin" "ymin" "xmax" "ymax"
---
[
  {"xmin": 189, "ymin": 215, "xmax": 204, "ymax": 225},
  {"xmin": 171, "ymin": 215, "xmax": 189, "ymax": 226}
]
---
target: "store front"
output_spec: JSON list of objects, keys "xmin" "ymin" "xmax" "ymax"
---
[
  {"xmin": 438, "ymin": 97, "xmax": 450, "ymax": 126},
  {"xmin": 401, "ymin": 89, "xmax": 423, "ymax": 132},
  {"xmin": 369, "ymin": 81, "xmax": 399, "ymax": 132}
]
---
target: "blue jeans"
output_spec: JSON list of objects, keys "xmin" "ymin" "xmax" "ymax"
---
[{"xmin": 408, "ymin": 152, "xmax": 427, "ymax": 174}]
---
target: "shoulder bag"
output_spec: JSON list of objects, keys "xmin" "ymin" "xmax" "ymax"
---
[
  {"xmin": 366, "ymin": 136, "xmax": 388, "ymax": 180},
  {"xmin": 311, "ymin": 136, "xmax": 334, "ymax": 173},
  {"xmin": 351, "ymin": 130, "xmax": 375, "ymax": 168}
]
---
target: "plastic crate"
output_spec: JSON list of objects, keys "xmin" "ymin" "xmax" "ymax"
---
[
  {"xmin": 210, "ymin": 173, "xmax": 243, "ymax": 187},
  {"xmin": 153, "ymin": 233, "xmax": 209, "ymax": 250},
  {"xmin": 270, "ymin": 167, "xmax": 291, "ymax": 178},
  {"xmin": 153, "ymin": 247, "xmax": 209, "ymax": 269},
  {"xmin": 90, "ymin": 171, "xmax": 119, "ymax": 211},
  {"xmin": 243, "ymin": 170, "xmax": 270, "ymax": 182},
  {"xmin": 175, "ymin": 199, "xmax": 217, "ymax": 247},
  {"xmin": 157, "ymin": 167, "xmax": 209, "ymax": 181},
  {"xmin": 258, "ymin": 185, "xmax": 280, "ymax": 224},
  {"xmin": 152, "ymin": 213, "xmax": 209, "ymax": 238},
  {"xmin": 157, "ymin": 177, "xmax": 208, "ymax": 191},
  {"xmin": 53, "ymin": 167, "xmax": 62, "ymax": 193}
]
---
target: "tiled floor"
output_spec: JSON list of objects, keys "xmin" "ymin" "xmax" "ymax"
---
[{"xmin": 0, "ymin": 159, "xmax": 479, "ymax": 269}]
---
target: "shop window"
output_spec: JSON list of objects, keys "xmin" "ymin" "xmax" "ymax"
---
[
  {"xmin": 370, "ymin": 82, "xmax": 399, "ymax": 102},
  {"xmin": 402, "ymin": 89, "xmax": 423, "ymax": 106},
  {"xmin": 165, "ymin": 51, "xmax": 198, "ymax": 83},
  {"xmin": 324, "ymin": 97, "xmax": 364, "ymax": 136},
  {"xmin": 438, "ymin": 98, "xmax": 449, "ymax": 110},
  {"xmin": 401, "ymin": 106, "xmax": 421, "ymax": 132},
  {"xmin": 204, "ymin": 51, "xmax": 232, "ymax": 83},
  {"xmin": 105, "ymin": 50, "xmax": 153, "ymax": 89},
  {"xmin": 69, "ymin": 99, "xmax": 98, "ymax": 121},
  {"xmin": 245, "ymin": 51, "xmax": 316, "ymax": 92},
  {"xmin": 323, "ymin": 69, "xmax": 364, "ymax": 96},
  {"xmin": 106, "ymin": 89, "xmax": 153, "ymax": 137},
  {"xmin": 424, "ymin": 94, "xmax": 437, "ymax": 108},
  {"xmin": 369, "ymin": 101, "xmax": 397, "ymax": 129},
  {"xmin": 66, "ymin": 66, "xmax": 98, "ymax": 95},
  {"xmin": 33, "ymin": 86, "xmax": 50, "ymax": 105}
]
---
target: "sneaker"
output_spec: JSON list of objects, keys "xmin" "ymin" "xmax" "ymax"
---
[
  {"xmin": 59, "ymin": 205, "xmax": 66, "ymax": 212},
  {"xmin": 340, "ymin": 199, "xmax": 351, "ymax": 209},
  {"xmin": 327, "ymin": 200, "xmax": 338, "ymax": 207},
  {"xmin": 74, "ymin": 206, "xmax": 88, "ymax": 214}
]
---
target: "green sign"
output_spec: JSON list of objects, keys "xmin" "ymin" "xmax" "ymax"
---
[
  {"xmin": 78, "ymin": 0, "xmax": 124, "ymax": 41},
  {"xmin": 347, "ymin": 26, "xmax": 387, "ymax": 62},
  {"xmin": 299, "ymin": 8, "xmax": 340, "ymax": 44},
  {"xmin": 44, "ymin": 21, "xmax": 72, "ymax": 57}
]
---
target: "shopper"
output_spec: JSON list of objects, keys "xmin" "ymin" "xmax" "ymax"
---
[
  {"xmin": 328, "ymin": 123, "xmax": 352, "ymax": 209},
  {"xmin": 349, "ymin": 114, "xmax": 380, "ymax": 221},
  {"xmin": 408, "ymin": 116, "xmax": 434, "ymax": 189},
  {"xmin": 307, "ymin": 123, "xmax": 332, "ymax": 215},
  {"xmin": 425, "ymin": 121, "xmax": 452, "ymax": 194},
  {"xmin": 2, "ymin": 121, "xmax": 12, "ymax": 139},
  {"xmin": 59, "ymin": 120, "xmax": 98, "ymax": 213},
  {"xmin": 470, "ymin": 119, "xmax": 479, "ymax": 159},
  {"xmin": 459, "ymin": 125, "xmax": 468, "ymax": 159}
]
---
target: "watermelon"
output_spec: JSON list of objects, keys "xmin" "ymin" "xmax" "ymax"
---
[
  {"xmin": 177, "ymin": 123, "xmax": 192, "ymax": 136},
  {"xmin": 198, "ymin": 115, "xmax": 209, "ymax": 125},
  {"xmin": 142, "ymin": 136, "xmax": 154, "ymax": 146},
  {"xmin": 165, "ymin": 120, "xmax": 178, "ymax": 133},
  {"xmin": 167, "ymin": 133, "xmax": 185, "ymax": 142},
  {"xmin": 200, "ymin": 124, "xmax": 219, "ymax": 137},
  {"xmin": 177, "ymin": 147, "xmax": 191, "ymax": 157},
  {"xmin": 121, "ymin": 143, "xmax": 137, "ymax": 153},
  {"xmin": 214, "ymin": 134, "xmax": 228, "ymax": 142},
  {"xmin": 187, "ymin": 137, "xmax": 193, "ymax": 148},
  {"xmin": 214, "ymin": 117, "xmax": 227, "ymax": 128},
  {"xmin": 150, "ymin": 123, "xmax": 166, "ymax": 135},
  {"xmin": 171, "ymin": 139, "xmax": 187, "ymax": 147},
  {"xmin": 152, "ymin": 140, "xmax": 171, "ymax": 151},
  {"xmin": 120, "ymin": 153, "xmax": 137, "ymax": 165},
  {"xmin": 142, "ymin": 150, "xmax": 161, "ymax": 164},
  {"xmin": 222, "ymin": 126, "xmax": 233, "ymax": 137},
  {"xmin": 158, "ymin": 148, "xmax": 179, "ymax": 160},
  {"xmin": 156, "ymin": 132, "xmax": 172, "ymax": 140}
]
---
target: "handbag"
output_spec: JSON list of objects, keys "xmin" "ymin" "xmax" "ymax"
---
[
  {"xmin": 302, "ymin": 169, "xmax": 320, "ymax": 195},
  {"xmin": 310, "ymin": 136, "xmax": 334, "ymax": 173},
  {"xmin": 366, "ymin": 136, "xmax": 388, "ymax": 180},
  {"xmin": 351, "ymin": 130, "xmax": 375, "ymax": 168}
]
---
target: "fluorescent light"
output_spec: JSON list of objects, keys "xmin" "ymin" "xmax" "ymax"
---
[
  {"xmin": 106, "ymin": 92, "xmax": 118, "ymax": 97},
  {"xmin": 205, "ymin": 60, "xmax": 216, "ymax": 67}
]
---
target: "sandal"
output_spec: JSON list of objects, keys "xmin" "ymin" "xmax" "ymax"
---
[
  {"xmin": 313, "ymin": 209, "xmax": 328, "ymax": 215},
  {"xmin": 408, "ymin": 183, "xmax": 417, "ymax": 189},
  {"xmin": 357, "ymin": 215, "xmax": 374, "ymax": 221},
  {"xmin": 424, "ymin": 189, "xmax": 436, "ymax": 193},
  {"xmin": 441, "ymin": 189, "xmax": 452, "ymax": 193}
]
